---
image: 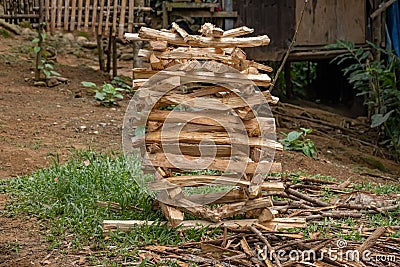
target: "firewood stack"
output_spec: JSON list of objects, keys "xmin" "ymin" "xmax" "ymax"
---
[{"xmin": 122, "ymin": 23, "xmax": 304, "ymax": 229}]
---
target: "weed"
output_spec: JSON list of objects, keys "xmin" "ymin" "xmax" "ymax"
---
[
  {"xmin": 32, "ymin": 31, "xmax": 61, "ymax": 79},
  {"xmin": 0, "ymin": 29, "xmax": 11, "ymax": 38},
  {"xmin": 81, "ymin": 81, "xmax": 124, "ymax": 106},
  {"xmin": 279, "ymin": 128, "xmax": 317, "ymax": 158}
]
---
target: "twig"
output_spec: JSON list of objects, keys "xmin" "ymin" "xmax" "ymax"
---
[
  {"xmin": 285, "ymin": 187, "xmax": 330, "ymax": 207},
  {"xmin": 249, "ymin": 226, "xmax": 282, "ymax": 267},
  {"xmin": 270, "ymin": 0, "xmax": 309, "ymax": 91}
]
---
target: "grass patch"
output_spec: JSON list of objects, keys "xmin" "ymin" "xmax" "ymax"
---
[{"xmin": 0, "ymin": 150, "xmax": 221, "ymax": 261}]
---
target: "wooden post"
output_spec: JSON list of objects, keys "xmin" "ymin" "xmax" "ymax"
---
[
  {"xmin": 106, "ymin": 27, "xmax": 112, "ymax": 73},
  {"xmin": 162, "ymin": 1, "xmax": 168, "ymax": 29},
  {"xmin": 35, "ymin": 0, "xmax": 44, "ymax": 81},
  {"xmin": 112, "ymin": 35, "xmax": 117, "ymax": 78},
  {"xmin": 96, "ymin": 34, "xmax": 105, "ymax": 71}
]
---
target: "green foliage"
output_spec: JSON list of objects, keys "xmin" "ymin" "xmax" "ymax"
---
[
  {"xmin": 111, "ymin": 76, "xmax": 132, "ymax": 92},
  {"xmin": 328, "ymin": 40, "xmax": 400, "ymax": 160},
  {"xmin": 0, "ymin": 29, "xmax": 11, "ymax": 38},
  {"xmin": 279, "ymin": 128, "xmax": 318, "ymax": 158},
  {"xmin": 0, "ymin": 151, "xmax": 224, "ymax": 261},
  {"xmin": 33, "ymin": 31, "xmax": 60, "ymax": 79},
  {"xmin": 81, "ymin": 81, "xmax": 124, "ymax": 106},
  {"xmin": 290, "ymin": 61, "xmax": 317, "ymax": 98}
]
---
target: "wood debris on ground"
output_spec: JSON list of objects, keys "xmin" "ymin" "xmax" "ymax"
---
[{"xmin": 103, "ymin": 175, "xmax": 400, "ymax": 266}]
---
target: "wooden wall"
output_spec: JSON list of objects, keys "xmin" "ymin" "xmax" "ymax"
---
[
  {"xmin": 295, "ymin": 0, "xmax": 366, "ymax": 46},
  {"xmin": 233, "ymin": 0, "xmax": 367, "ymax": 61}
]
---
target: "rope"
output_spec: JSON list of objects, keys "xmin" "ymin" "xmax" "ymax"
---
[{"xmin": 269, "ymin": 0, "xmax": 309, "ymax": 92}]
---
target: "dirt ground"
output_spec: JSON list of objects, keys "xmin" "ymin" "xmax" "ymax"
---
[{"xmin": 0, "ymin": 33, "xmax": 399, "ymax": 266}]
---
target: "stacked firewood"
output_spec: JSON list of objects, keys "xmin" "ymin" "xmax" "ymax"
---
[
  {"xmin": 121, "ymin": 23, "xmax": 302, "ymax": 229},
  {"xmin": 125, "ymin": 22, "xmax": 273, "ymax": 89}
]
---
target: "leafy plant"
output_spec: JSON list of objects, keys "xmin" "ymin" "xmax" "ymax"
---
[
  {"xmin": 279, "ymin": 128, "xmax": 317, "ymax": 158},
  {"xmin": 32, "ymin": 30, "xmax": 60, "ymax": 79},
  {"xmin": 327, "ymin": 40, "xmax": 400, "ymax": 160},
  {"xmin": 81, "ymin": 81, "xmax": 124, "ymax": 106},
  {"xmin": 111, "ymin": 76, "xmax": 132, "ymax": 92}
]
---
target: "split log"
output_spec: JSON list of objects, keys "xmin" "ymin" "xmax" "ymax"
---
[
  {"xmin": 149, "ymin": 53, "xmax": 164, "ymax": 70},
  {"xmin": 223, "ymin": 26, "xmax": 254, "ymax": 38},
  {"xmin": 148, "ymin": 175, "xmax": 284, "ymax": 191},
  {"xmin": 129, "ymin": 27, "xmax": 270, "ymax": 48},
  {"xmin": 139, "ymin": 131, "xmax": 283, "ymax": 150},
  {"xmin": 144, "ymin": 153, "xmax": 282, "ymax": 174}
]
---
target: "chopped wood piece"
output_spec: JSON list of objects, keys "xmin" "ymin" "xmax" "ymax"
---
[
  {"xmin": 223, "ymin": 26, "xmax": 254, "ymax": 38},
  {"xmin": 149, "ymin": 40, "xmax": 168, "ymax": 51},
  {"xmin": 150, "ymin": 53, "xmax": 164, "ymax": 70},
  {"xmin": 171, "ymin": 21, "xmax": 196, "ymax": 42},
  {"xmin": 258, "ymin": 208, "xmax": 275, "ymax": 222},
  {"xmin": 199, "ymin": 22, "xmax": 224, "ymax": 37},
  {"xmin": 159, "ymin": 203, "xmax": 184, "ymax": 227}
]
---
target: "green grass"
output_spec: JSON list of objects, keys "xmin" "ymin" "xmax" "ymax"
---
[{"xmin": 0, "ymin": 150, "xmax": 221, "ymax": 263}]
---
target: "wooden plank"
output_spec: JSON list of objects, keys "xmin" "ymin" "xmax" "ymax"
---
[
  {"xmin": 97, "ymin": 0, "xmax": 104, "ymax": 35},
  {"xmin": 127, "ymin": 0, "xmax": 134, "ymax": 33},
  {"xmin": 49, "ymin": 0, "xmax": 56, "ymax": 31},
  {"xmin": 63, "ymin": 0, "xmax": 69, "ymax": 30},
  {"xmin": 83, "ymin": 0, "xmax": 90, "ymax": 31},
  {"xmin": 56, "ymin": 0, "xmax": 62, "ymax": 28},
  {"xmin": 104, "ymin": 0, "xmax": 111, "ymax": 36},
  {"xmin": 112, "ymin": 0, "xmax": 118, "ymax": 36},
  {"xmin": 148, "ymin": 176, "xmax": 284, "ymax": 191},
  {"xmin": 70, "ymin": 0, "xmax": 77, "ymax": 31},
  {"xmin": 223, "ymin": 26, "xmax": 254, "ymax": 38},
  {"xmin": 44, "ymin": 0, "xmax": 50, "ymax": 31},
  {"xmin": 103, "ymin": 218, "xmax": 307, "ymax": 231},
  {"xmin": 118, "ymin": 0, "xmax": 127, "ymax": 38},
  {"xmin": 136, "ymin": 27, "xmax": 270, "ymax": 48},
  {"xmin": 91, "ymin": 0, "xmax": 98, "ymax": 33},
  {"xmin": 76, "ymin": 0, "xmax": 83, "ymax": 31},
  {"xmin": 144, "ymin": 153, "xmax": 282, "ymax": 174}
]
